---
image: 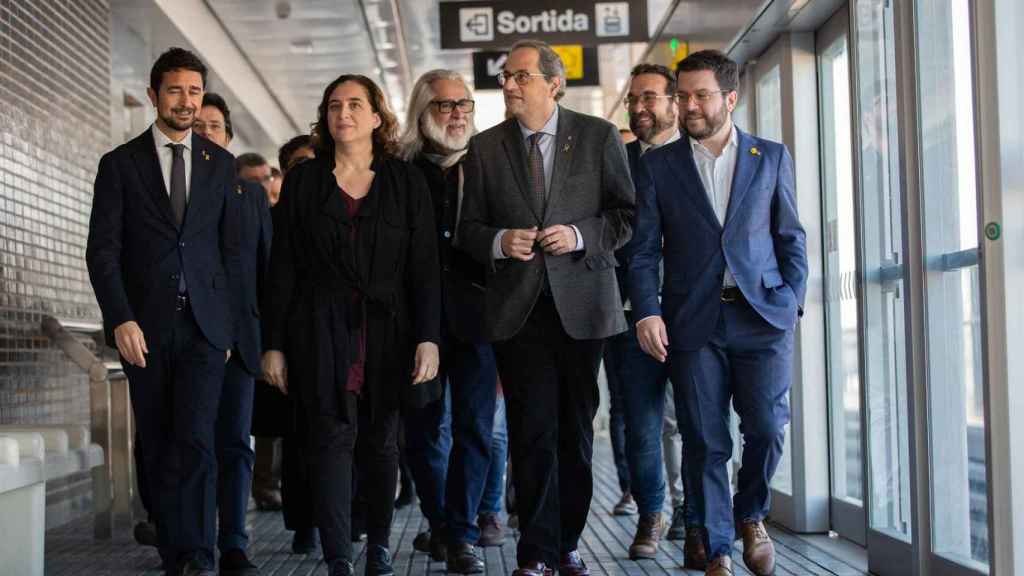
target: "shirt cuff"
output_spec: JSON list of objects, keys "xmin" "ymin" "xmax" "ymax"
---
[
  {"xmin": 635, "ymin": 314, "xmax": 660, "ymax": 327},
  {"xmin": 571, "ymin": 225, "xmax": 584, "ymax": 252},
  {"xmin": 491, "ymin": 229, "xmax": 509, "ymax": 260}
]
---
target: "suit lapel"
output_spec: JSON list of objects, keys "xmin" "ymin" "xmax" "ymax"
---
[
  {"xmin": 500, "ymin": 119, "xmax": 541, "ymax": 222},
  {"xmin": 545, "ymin": 107, "xmax": 579, "ymax": 220},
  {"xmin": 665, "ymin": 140, "xmax": 722, "ymax": 231},
  {"xmin": 129, "ymin": 129, "xmax": 178, "ymax": 229},
  {"xmin": 724, "ymin": 128, "xmax": 760, "ymax": 227}
]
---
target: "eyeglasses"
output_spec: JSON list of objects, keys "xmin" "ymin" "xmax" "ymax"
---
[
  {"xmin": 675, "ymin": 90, "xmax": 730, "ymax": 105},
  {"xmin": 431, "ymin": 99, "xmax": 475, "ymax": 114},
  {"xmin": 623, "ymin": 93, "xmax": 676, "ymax": 108},
  {"xmin": 496, "ymin": 71, "xmax": 548, "ymax": 87}
]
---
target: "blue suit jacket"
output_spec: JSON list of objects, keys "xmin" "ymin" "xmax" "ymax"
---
[
  {"xmin": 628, "ymin": 127, "xmax": 807, "ymax": 351},
  {"xmin": 233, "ymin": 179, "xmax": 272, "ymax": 376},
  {"xmin": 86, "ymin": 128, "xmax": 240, "ymax": 351}
]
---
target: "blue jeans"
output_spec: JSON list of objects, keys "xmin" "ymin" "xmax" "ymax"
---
[
  {"xmin": 405, "ymin": 385, "xmax": 452, "ymax": 530},
  {"xmin": 605, "ymin": 316, "xmax": 695, "ymax": 521},
  {"xmin": 479, "ymin": 395, "xmax": 507, "ymax": 514}
]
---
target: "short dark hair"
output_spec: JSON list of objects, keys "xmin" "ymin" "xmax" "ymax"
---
[
  {"xmin": 630, "ymin": 63, "xmax": 676, "ymax": 94},
  {"xmin": 236, "ymin": 152, "xmax": 268, "ymax": 175},
  {"xmin": 150, "ymin": 47, "xmax": 208, "ymax": 93},
  {"xmin": 201, "ymin": 92, "xmax": 234, "ymax": 140},
  {"xmin": 271, "ymin": 166, "xmax": 282, "ymax": 178},
  {"xmin": 676, "ymin": 49, "xmax": 739, "ymax": 93},
  {"xmin": 278, "ymin": 134, "xmax": 314, "ymax": 173}
]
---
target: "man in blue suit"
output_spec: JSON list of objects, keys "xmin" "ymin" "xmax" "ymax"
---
[
  {"xmin": 629, "ymin": 50, "xmax": 807, "ymax": 576},
  {"xmin": 86, "ymin": 48, "xmax": 240, "ymax": 576},
  {"xmin": 194, "ymin": 93, "xmax": 272, "ymax": 576}
]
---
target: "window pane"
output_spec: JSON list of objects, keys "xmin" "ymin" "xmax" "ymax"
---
[
  {"xmin": 855, "ymin": 0, "xmax": 913, "ymax": 542},
  {"xmin": 820, "ymin": 34, "xmax": 863, "ymax": 506},
  {"xmin": 915, "ymin": 0, "xmax": 989, "ymax": 568}
]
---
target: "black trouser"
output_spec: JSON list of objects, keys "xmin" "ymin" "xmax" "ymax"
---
[
  {"xmin": 493, "ymin": 294, "xmax": 603, "ymax": 568},
  {"xmin": 306, "ymin": 390, "xmax": 399, "ymax": 565},
  {"xmin": 123, "ymin": 306, "xmax": 225, "ymax": 571},
  {"xmin": 282, "ymin": 395, "xmax": 314, "ymax": 531}
]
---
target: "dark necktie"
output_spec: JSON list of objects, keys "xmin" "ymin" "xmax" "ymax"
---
[
  {"xmin": 168, "ymin": 143, "xmax": 186, "ymax": 227},
  {"xmin": 527, "ymin": 132, "xmax": 546, "ymax": 216}
]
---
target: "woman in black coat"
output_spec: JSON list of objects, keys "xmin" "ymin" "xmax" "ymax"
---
[{"xmin": 262, "ymin": 74, "xmax": 441, "ymax": 576}]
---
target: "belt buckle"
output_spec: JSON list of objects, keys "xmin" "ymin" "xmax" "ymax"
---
[
  {"xmin": 720, "ymin": 289, "xmax": 736, "ymax": 303},
  {"xmin": 176, "ymin": 293, "xmax": 188, "ymax": 311}
]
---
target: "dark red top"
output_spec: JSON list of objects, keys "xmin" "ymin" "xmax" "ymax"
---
[{"xmin": 341, "ymin": 189, "xmax": 366, "ymax": 393}]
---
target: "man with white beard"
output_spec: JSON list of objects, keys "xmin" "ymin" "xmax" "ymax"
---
[{"xmin": 398, "ymin": 70, "xmax": 503, "ymax": 574}]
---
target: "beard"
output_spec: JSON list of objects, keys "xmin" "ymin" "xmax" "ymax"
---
[
  {"xmin": 682, "ymin": 105, "xmax": 728, "ymax": 140},
  {"xmin": 161, "ymin": 106, "xmax": 196, "ymax": 132},
  {"xmin": 422, "ymin": 113, "xmax": 473, "ymax": 153},
  {"xmin": 629, "ymin": 109, "xmax": 677, "ymax": 143}
]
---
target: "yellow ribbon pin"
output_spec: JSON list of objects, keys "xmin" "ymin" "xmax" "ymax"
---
[{"xmin": 750, "ymin": 146, "xmax": 760, "ymax": 156}]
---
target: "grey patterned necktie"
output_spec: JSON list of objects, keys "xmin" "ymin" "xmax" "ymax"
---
[
  {"xmin": 527, "ymin": 132, "xmax": 545, "ymax": 216},
  {"xmin": 168, "ymin": 143, "xmax": 186, "ymax": 227}
]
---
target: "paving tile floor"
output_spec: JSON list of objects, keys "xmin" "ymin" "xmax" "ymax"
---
[{"xmin": 44, "ymin": 439, "xmax": 871, "ymax": 575}]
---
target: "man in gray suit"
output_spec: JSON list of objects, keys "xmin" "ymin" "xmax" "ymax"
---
[{"xmin": 458, "ymin": 39, "xmax": 635, "ymax": 576}]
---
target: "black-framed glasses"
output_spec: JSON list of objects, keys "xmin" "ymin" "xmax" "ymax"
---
[
  {"xmin": 675, "ymin": 90, "xmax": 730, "ymax": 105},
  {"xmin": 431, "ymin": 99, "xmax": 475, "ymax": 114},
  {"xmin": 623, "ymin": 92, "xmax": 676, "ymax": 108},
  {"xmin": 496, "ymin": 70, "xmax": 548, "ymax": 87}
]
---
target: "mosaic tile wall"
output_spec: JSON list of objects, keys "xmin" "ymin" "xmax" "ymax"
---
[{"xmin": 0, "ymin": 0, "xmax": 112, "ymax": 526}]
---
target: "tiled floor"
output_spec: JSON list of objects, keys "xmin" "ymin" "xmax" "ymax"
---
[{"xmin": 44, "ymin": 440, "xmax": 871, "ymax": 575}]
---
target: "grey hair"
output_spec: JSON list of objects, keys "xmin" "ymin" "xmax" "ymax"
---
[
  {"xmin": 509, "ymin": 39, "xmax": 566, "ymax": 101},
  {"xmin": 398, "ymin": 69, "xmax": 473, "ymax": 161}
]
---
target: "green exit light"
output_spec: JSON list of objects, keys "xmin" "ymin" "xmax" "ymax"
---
[{"xmin": 670, "ymin": 38, "xmax": 679, "ymax": 53}]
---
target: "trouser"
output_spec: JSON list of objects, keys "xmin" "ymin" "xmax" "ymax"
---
[
  {"xmin": 662, "ymin": 385, "xmax": 686, "ymax": 508},
  {"xmin": 282, "ymin": 395, "xmax": 314, "ymax": 531},
  {"xmin": 253, "ymin": 438, "xmax": 281, "ymax": 494},
  {"xmin": 668, "ymin": 300, "xmax": 793, "ymax": 558},
  {"xmin": 405, "ymin": 386, "xmax": 451, "ymax": 530},
  {"xmin": 479, "ymin": 396, "xmax": 508, "ymax": 514},
  {"xmin": 602, "ymin": 345, "xmax": 631, "ymax": 495},
  {"xmin": 123, "ymin": 306, "xmax": 225, "ymax": 571},
  {"xmin": 216, "ymin": 357, "xmax": 256, "ymax": 552},
  {"xmin": 494, "ymin": 294, "xmax": 602, "ymax": 568}
]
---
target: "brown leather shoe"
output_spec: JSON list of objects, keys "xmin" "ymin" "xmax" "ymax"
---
[
  {"xmin": 683, "ymin": 526, "xmax": 709, "ymax": 569},
  {"xmin": 628, "ymin": 512, "xmax": 664, "ymax": 559},
  {"xmin": 558, "ymin": 550, "xmax": 589, "ymax": 576},
  {"xmin": 511, "ymin": 561, "xmax": 552, "ymax": 576},
  {"xmin": 738, "ymin": 519, "xmax": 775, "ymax": 576},
  {"xmin": 612, "ymin": 492, "xmax": 638, "ymax": 516},
  {"xmin": 705, "ymin": 555, "xmax": 733, "ymax": 576}
]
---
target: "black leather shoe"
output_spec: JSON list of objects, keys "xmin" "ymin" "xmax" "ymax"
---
[
  {"xmin": 134, "ymin": 520, "xmax": 157, "ymax": 547},
  {"xmin": 220, "ymin": 548, "xmax": 260, "ymax": 575},
  {"xmin": 365, "ymin": 545, "xmax": 394, "ymax": 576},
  {"xmin": 412, "ymin": 530, "xmax": 447, "ymax": 561},
  {"xmin": 330, "ymin": 560, "xmax": 355, "ymax": 576},
  {"xmin": 178, "ymin": 558, "xmax": 216, "ymax": 576},
  {"xmin": 666, "ymin": 505, "xmax": 687, "ymax": 541},
  {"xmin": 446, "ymin": 542, "xmax": 484, "ymax": 574},
  {"xmin": 292, "ymin": 527, "xmax": 320, "ymax": 555}
]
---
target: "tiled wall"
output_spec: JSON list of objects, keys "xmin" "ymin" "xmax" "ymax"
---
[{"xmin": 0, "ymin": 0, "xmax": 112, "ymax": 525}]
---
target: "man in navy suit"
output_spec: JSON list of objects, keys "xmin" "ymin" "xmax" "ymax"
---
[
  {"xmin": 194, "ymin": 92, "xmax": 271, "ymax": 576},
  {"xmin": 629, "ymin": 50, "xmax": 807, "ymax": 576},
  {"xmin": 86, "ymin": 48, "xmax": 240, "ymax": 576}
]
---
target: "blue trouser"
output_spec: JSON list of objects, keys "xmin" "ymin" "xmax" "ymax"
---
[
  {"xmin": 444, "ymin": 339, "xmax": 498, "ymax": 545},
  {"xmin": 602, "ymin": 346, "xmax": 631, "ymax": 495},
  {"xmin": 406, "ymin": 385, "xmax": 452, "ymax": 530},
  {"xmin": 479, "ymin": 394, "xmax": 508, "ymax": 514},
  {"xmin": 605, "ymin": 317, "xmax": 694, "ymax": 519},
  {"xmin": 216, "ymin": 357, "xmax": 256, "ymax": 552},
  {"xmin": 668, "ymin": 300, "xmax": 793, "ymax": 559}
]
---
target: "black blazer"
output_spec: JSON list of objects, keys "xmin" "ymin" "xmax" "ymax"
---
[
  {"xmin": 234, "ymin": 178, "xmax": 272, "ymax": 376},
  {"xmin": 412, "ymin": 156, "xmax": 486, "ymax": 343},
  {"xmin": 86, "ymin": 128, "xmax": 239, "ymax": 351},
  {"xmin": 263, "ymin": 155, "xmax": 441, "ymax": 416}
]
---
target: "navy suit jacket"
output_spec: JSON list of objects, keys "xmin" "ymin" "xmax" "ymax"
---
[
  {"xmin": 86, "ymin": 128, "xmax": 240, "ymax": 351},
  {"xmin": 613, "ymin": 139, "xmax": 644, "ymax": 305},
  {"xmin": 628, "ymin": 127, "xmax": 807, "ymax": 351},
  {"xmin": 233, "ymin": 179, "xmax": 272, "ymax": 376}
]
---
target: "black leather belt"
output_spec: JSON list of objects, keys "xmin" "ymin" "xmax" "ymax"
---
[
  {"xmin": 175, "ymin": 293, "xmax": 190, "ymax": 312},
  {"xmin": 720, "ymin": 286, "xmax": 744, "ymax": 304}
]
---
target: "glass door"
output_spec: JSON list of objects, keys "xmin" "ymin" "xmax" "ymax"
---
[{"xmin": 817, "ymin": 6, "xmax": 865, "ymax": 545}]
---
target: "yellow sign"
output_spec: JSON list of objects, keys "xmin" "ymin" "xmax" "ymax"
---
[{"xmin": 552, "ymin": 45, "xmax": 584, "ymax": 80}]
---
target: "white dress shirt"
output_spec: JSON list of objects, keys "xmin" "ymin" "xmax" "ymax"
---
[
  {"xmin": 689, "ymin": 125, "xmax": 738, "ymax": 287},
  {"xmin": 152, "ymin": 123, "xmax": 193, "ymax": 200}
]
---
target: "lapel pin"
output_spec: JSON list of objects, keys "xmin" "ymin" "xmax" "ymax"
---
[
  {"xmin": 236, "ymin": 184, "xmax": 243, "ymax": 195},
  {"xmin": 564, "ymin": 135, "xmax": 572, "ymax": 152},
  {"xmin": 750, "ymin": 146, "xmax": 760, "ymax": 156},
  {"xmin": 202, "ymin": 150, "xmax": 211, "ymax": 161}
]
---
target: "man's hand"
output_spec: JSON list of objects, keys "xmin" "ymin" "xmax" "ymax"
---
[
  {"xmin": 412, "ymin": 342, "xmax": 440, "ymax": 385},
  {"xmin": 262, "ymin": 350, "xmax": 288, "ymax": 394},
  {"xmin": 636, "ymin": 316, "xmax": 669, "ymax": 363},
  {"xmin": 114, "ymin": 321, "xmax": 148, "ymax": 368},
  {"xmin": 501, "ymin": 227, "xmax": 539, "ymax": 261},
  {"xmin": 538, "ymin": 225, "xmax": 577, "ymax": 256}
]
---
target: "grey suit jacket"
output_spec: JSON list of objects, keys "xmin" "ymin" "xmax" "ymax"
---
[{"xmin": 458, "ymin": 106, "xmax": 635, "ymax": 342}]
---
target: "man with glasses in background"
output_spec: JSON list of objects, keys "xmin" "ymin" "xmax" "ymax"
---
[
  {"xmin": 458, "ymin": 39, "xmax": 634, "ymax": 576},
  {"xmin": 604, "ymin": 63, "xmax": 705, "ymax": 567},
  {"xmin": 629, "ymin": 50, "xmax": 807, "ymax": 576}
]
